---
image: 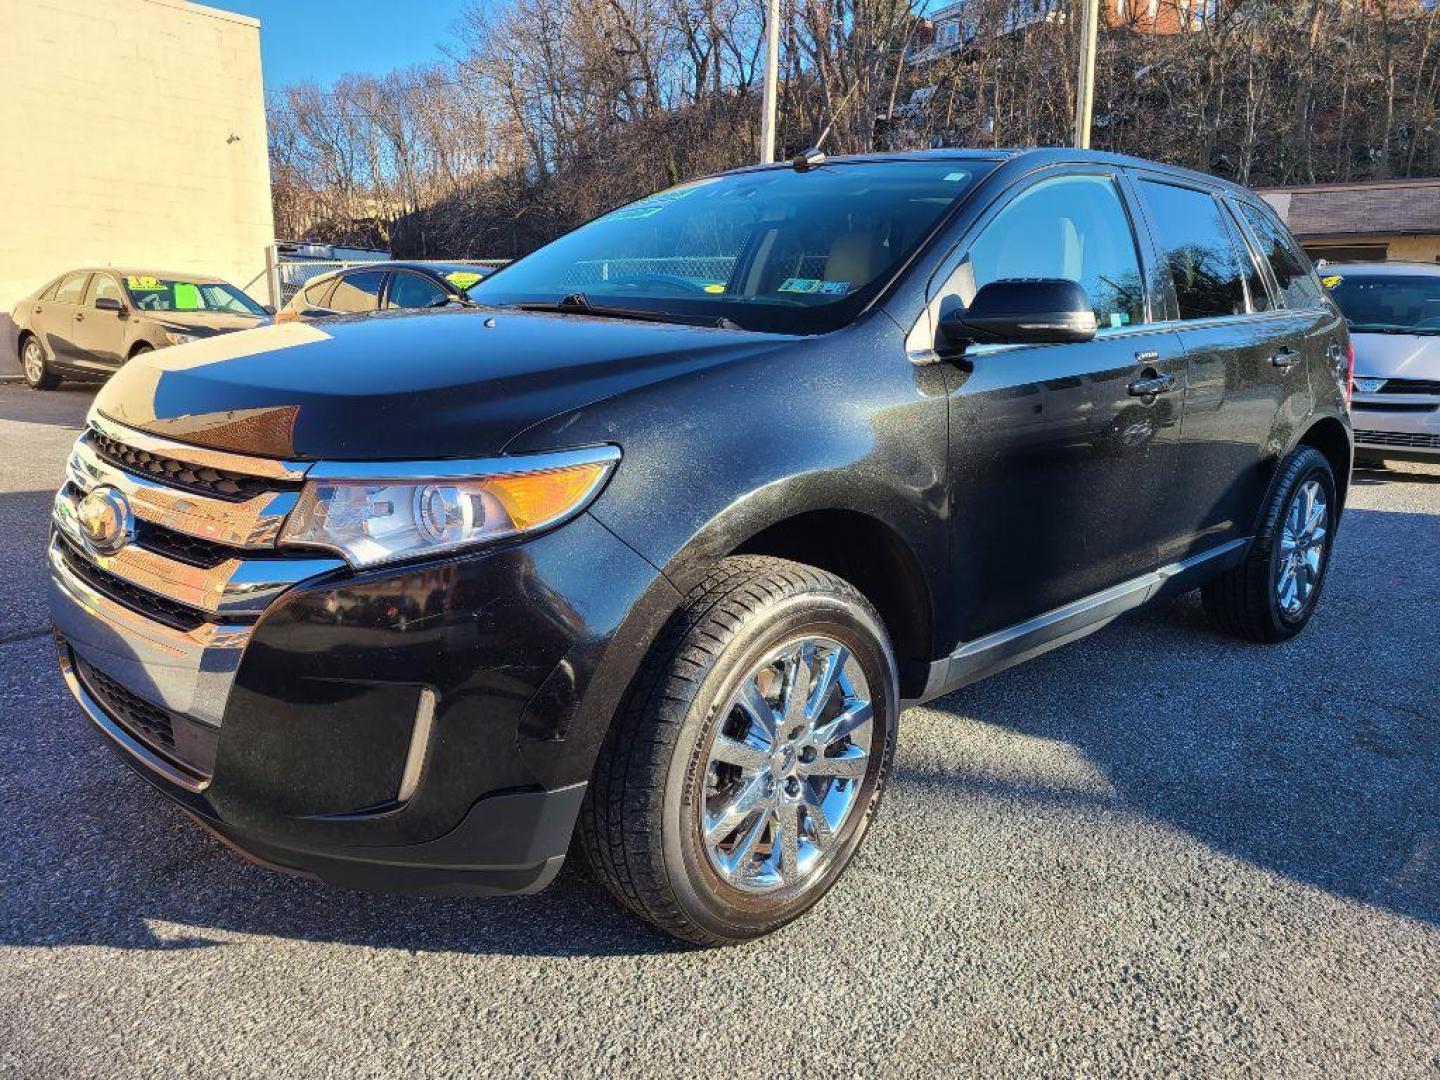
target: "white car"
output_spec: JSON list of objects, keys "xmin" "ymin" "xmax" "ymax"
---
[{"xmin": 1325, "ymin": 262, "xmax": 1440, "ymax": 464}]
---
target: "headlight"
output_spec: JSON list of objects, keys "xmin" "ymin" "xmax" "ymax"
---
[
  {"xmin": 164, "ymin": 331, "xmax": 198, "ymax": 346},
  {"xmin": 278, "ymin": 447, "xmax": 620, "ymax": 567}
]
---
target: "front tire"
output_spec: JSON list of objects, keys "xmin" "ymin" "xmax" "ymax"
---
[
  {"xmin": 21, "ymin": 336, "xmax": 59, "ymax": 390},
  {"xmin": 1202, "ymin": 445, "xmax": 1337, "ymax": 642},
  {"xmin": 579, "ymin": 556, "xmax": 898, "ymax": 945}
]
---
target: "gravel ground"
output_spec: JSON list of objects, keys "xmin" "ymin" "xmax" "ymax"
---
[{"xmin": 1, "ymin": 383, "xmax": 1436, "ymax": 1078}]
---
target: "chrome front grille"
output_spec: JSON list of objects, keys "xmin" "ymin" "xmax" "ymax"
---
[
  {"xmin": 51, "ymin": 416, "xmax": 346, "ymax": 771},
  {"xmin": 87, "ymin": 427, "xmax": 301, "ymax": 503}
]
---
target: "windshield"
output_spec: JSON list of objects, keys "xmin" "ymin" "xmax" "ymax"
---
[
  {"xmin": 124, "ymin": 276, "xmax": 268, "ymax": 317},
  {"xmin": 470, "ymin": 160, "xmax": 992, "ymax": 334},
  {"xmin": 1327, "ymin": 274, "xmax": 1440, "ymax": 334}
]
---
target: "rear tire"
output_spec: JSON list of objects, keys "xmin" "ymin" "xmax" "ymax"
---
[
  {"xmin": 20, "ymin": 336, "xmax": 59, "ymax": 390},
  {"xmin": 579, "ymin": 556, "xmax": 898, "ymax": 946},
  {"xmin": 1202, "ymin": 446, "xmax": 1337, "ymax": 642}
]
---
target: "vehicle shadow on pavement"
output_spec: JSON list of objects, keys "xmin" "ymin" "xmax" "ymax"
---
[
  {"xmin": 1, "ymin": 509, "xmax": 1434, "ymax": 956},
  {"xmin": 1353, "ymin": 464, "xmax": 1440, "ymax": 487},
  {"xmin": 909, "ymin": 506, "xmax": 1440, "ymax": 929}
]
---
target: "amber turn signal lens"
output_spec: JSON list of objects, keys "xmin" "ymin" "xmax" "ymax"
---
[{"xmin": 486, "ymin": 463, "xmax": 611, "ymax": 532}]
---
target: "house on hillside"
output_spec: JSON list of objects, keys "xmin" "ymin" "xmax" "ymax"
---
[{"xmin": 911, "ymin": 0, "xmax": 1205, "ymax": 63}]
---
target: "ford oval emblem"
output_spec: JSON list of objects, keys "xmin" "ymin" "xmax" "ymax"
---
[{"xmin": 76, "ymin": 486, "xmax": 134, "ymax": 555}]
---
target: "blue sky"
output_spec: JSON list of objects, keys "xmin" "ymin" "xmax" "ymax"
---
[{"xmin": 206, "ymin": 1, "xmax": 477, "ymax": 90}]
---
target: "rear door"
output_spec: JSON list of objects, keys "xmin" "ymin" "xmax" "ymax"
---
[
  {"xmin": 928, "ymin": 167, "xmax": 1188, "ymax": 639},
  {"xmin": 41, "ymin": 272, "xmax": 91, "ymax": 367},
  {"xmin": 71, "ymin": 273, "xmax": 130, "ymax": 371},
  {"xmin": 1131, "ymin": 175, "xmax": 1315, "ymax": 554},
  {"xmin": 1232, "ymin": 197, "xmax": 1345, "ymax": 410}
]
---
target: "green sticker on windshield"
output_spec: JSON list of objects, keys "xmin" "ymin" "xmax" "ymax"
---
[
  {"xmin": 444, "ymin": 271, "xmax": 483, "ymax": 290},
  {"xmin": 127, "ymin": 275, "xmax": 164, "ymax": 291},
  {"xmin": 779, "ymin": 278, "xmax": 822, "ymax": 294},
  {"xmin": 173, "ymin": 282, "xmax": 202, "ymax": 310},
  {"xmin": 1321, "ymin": 274, "xmax": 1343, "ymax": 289}
]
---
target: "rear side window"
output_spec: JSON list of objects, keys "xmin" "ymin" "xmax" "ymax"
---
[
  {"xmin": 54, "ymin": 273, "xmax": 89, "ymax": 305},
  {"xmin": 39, "ymin": 278, "xmax": 63, "ymax": 301},
  {"xmin": 1138, "ymin": 181, "xmax": 1254, "ymax": 320},
  {"xmin": 327, "ymin": 270, "xmax": 387, "ymax": 314},
  {"xmin": 300, "ymin": 278, "xmax": 336, "ymax": 308},
  {"xmin": 952, "ymin": 173, "xmax": 1147, "ymax": 329},
  {"xmin": 1238, "ymin": 202, "xmax": 1325, "ymax": 309}
]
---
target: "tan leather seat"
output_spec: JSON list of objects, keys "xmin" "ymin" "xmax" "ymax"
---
[{"xmin": 825, "ymin": 231, "xmax": 883, "ymax": 287}]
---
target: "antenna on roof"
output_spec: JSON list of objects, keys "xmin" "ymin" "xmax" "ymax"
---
[{"xmin": 791, "ymin": 147, "xmax": 826, "ymax": 171}]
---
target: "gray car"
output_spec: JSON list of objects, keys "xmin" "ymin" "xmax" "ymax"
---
[
  {"xmin": 12, "ymin": 268, "xmax": 271, "ymax": 390},
  {"xmin": 1325, "ymin": 262, "xmax": 1440, "ymax": 463}
]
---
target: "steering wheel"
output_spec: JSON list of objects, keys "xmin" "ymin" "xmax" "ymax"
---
[{"xmin": 1412, "ymin": 315, "xmax": 1440, "ymax": 330}]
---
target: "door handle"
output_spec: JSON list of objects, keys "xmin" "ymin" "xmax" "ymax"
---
[
  {"xmin": 74, "ymin": 313, "xmax": 85, "ymax": 323},
  {"xmin": 1270, "ymin": 347, "xmax": 1300, "ymax": 368},
  {"xmin": 1127, "ymin": 372, "xmax": 1176, "ymax": 397}
]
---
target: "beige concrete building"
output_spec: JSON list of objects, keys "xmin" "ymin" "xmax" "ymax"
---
[
  {"xmin": 0, "ymin": 0, "xmax": 273, "ymax": 371},
  {"xmin": 1258, "ymin": 179, "xmax": 1440, "ymax": 265}
]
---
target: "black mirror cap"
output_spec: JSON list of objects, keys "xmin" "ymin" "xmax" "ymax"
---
[
  {"xmin": 263, "ymin": 303, "xmax": 277, "ymax": 315},
  {"xmin": 940, "ymin": 278, "xmax": 1098, "ymax": 350},
  {"xmin": 94, "ymin": 296, "xmax": 125, "ymax": 313}
]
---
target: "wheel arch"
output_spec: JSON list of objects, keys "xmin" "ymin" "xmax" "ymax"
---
[
  {"xmin": 1296, "ymin": 413, "xmax": 1353, "ymax": 512},
  {"xmin": 730, "ymin": 509, "xmax": 936, "ymax": 700}
]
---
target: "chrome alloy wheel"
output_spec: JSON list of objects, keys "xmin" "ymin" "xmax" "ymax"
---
[
  {"xmin": 698, "ymin": 637, "xmax": 874, "ymax": 896},
  {"xmin": 23, "ymin": 339, "xmax": 45, "ymax": 384},
  {"xmin": 1276, "ymin": 478, "xmax": 1329, "ymax": 618}
]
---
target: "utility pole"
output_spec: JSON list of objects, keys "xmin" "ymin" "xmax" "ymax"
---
[
  {"xmin": 759, "ymin": 0, "xmax": 780, "ymax": 163},
  {"xmin": 1073, "ymin": 0, "xmax": 1100, "ymax": 149}
]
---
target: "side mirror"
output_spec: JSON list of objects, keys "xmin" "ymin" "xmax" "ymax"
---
[
  {"xmin": 95, "ymin": 296, "xmax": 126, "ymax": 314},
  {"xmin": 938, "ymin": 279, "xmax": 1098, "ymax": 352}
]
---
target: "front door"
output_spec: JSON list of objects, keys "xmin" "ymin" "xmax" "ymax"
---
[
  {"xmin": 71, "ymin": 273, "xmax": 130, "ymax": 372},
  {"xmin": 929, "ymin": 169, "xmax": 1188, "ymax": 642}
]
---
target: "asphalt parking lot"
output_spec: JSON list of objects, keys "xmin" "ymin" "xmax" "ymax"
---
[{"xmin": 0, "ymin": 381, "xmax": 1436, "ymax": 1078}]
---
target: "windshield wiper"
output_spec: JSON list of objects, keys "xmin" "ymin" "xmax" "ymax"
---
[
  {"xmin": 1349, "ymin": 325, "xmax": 1436, "ymax": 335},
  {"xmin": 509, "ymin": 293, "xmax": 746, "ymax": 331}
]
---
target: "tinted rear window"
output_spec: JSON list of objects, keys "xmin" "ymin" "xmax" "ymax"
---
[{"xmin": 1238, "ymin": 202, "xmax": 1324, "ymax": 309}]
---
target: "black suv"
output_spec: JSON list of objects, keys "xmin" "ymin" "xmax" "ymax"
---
[{"xmin": 49, "ymin": 150, "xmax": 1351, "ymax": 945}]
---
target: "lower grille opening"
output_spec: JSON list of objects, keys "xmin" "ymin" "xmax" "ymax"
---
[
  {"xmin": 74, "ymin": 658, "xmax": 215, "ymax": 782},
  {"xmin": 1354, "ymin": 429, "xmax": 1440, "ymax": 449}
]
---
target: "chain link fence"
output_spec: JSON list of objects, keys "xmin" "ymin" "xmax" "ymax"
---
[
  {"xmin": 251, "ymin": 246, "xmax": 510, "ymax": 308},
  {"xmin": 554, "ymin": 254, "xmax": 832, "ymax": 290}
]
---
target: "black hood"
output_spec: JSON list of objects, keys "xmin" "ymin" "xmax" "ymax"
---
[{"xmin": 95, "ymin": 307, "xmax": 793, "ymax": 459}]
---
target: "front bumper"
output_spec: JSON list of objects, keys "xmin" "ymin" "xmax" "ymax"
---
[
  {"xmin": 50, "ymin": 420, "xmax": 669, "ymax": 895},
  {"xmin": 1351, "ymin": 392, "xmax": 1440, "ymax": 459}
]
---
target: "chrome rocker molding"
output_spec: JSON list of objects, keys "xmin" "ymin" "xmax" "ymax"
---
[{"xmin": 916, "ymin": 538, "xmax": 1250, "ymax": 703}]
